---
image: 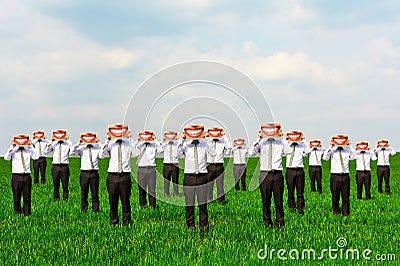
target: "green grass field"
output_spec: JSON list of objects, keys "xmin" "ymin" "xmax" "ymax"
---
[{"xmin": 0, "ymin": 155, "xmax": 399, "ymax": 265}]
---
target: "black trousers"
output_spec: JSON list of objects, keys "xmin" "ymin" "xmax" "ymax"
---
[
  {"xmin": 233, "ymin": 164, "xmax": 247, "ymax": 191},
  {"xmin": 259, "ymin": 170, "xmax": 285, "ymax": 227},
  {"xmin": 356, "ymin": 170, "xmax": 371, "ymax": 199},
  {"xmin": 330, "ymin": 173, "xmax": 350, "ymax": 216},
  {"xmin": 137, "ymin": 166, "xmax": 156, "ymax": 208},
  {"xmin": 80, "ymin": 170, "xmax": 100, "ymax": 212},
  {"xmin": 33, "ymin": 157, "xmax": 47, "ymax": 184},
  {"xmin": 52, "ymin": 164, "xmax": 70, "ymax": 201},
  {"xmin": 309, "ymin": 165, "xmax": 322, "ymax": 193},
  {"xmin": 106, "ymin": 172, "xmax": 132, "ymax": 225},
  {"xmin": 206, "ymin": 163, "xmax": 225, "ymax": 203},
  {"xmin": 377, "ymin": 166, "xmax": 390, "ymax": 194},
  {"xmin": 163, "ymin": 163, "xmax": 179, "ymax": 196},
  {"xmin": 286, "ymin": 168, "xmax": 305, "ymax": 212},
  {"xmin": 183, "ymin": 173, "xmax": 209, "ymax": 230},
  {"xmin": 12, "ymin": 173, "xmax": 32, "ymax": 216}
]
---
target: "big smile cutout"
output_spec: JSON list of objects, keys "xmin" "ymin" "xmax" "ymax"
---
[
  {"xmin": 207, "ymin": 127, "xmax": 223, "ymax": 138},
  {"xmin": 164, "ymin": 132, "xmax": 178, "ymax": 140},
  {"xmin": 184, "ymin": 125, "xmax": 205, "ymax": 139},
  {"xmin": 139, "ymin": 131, "xmax": 154, "ymax": 141},
  {"xmin": 34, "ymin": 131, "xmax": 44, "ymax": 139},
  {"xmin": 310, "ymin": 140, "xmax": 322, "ymax": 148},
  {"xmin": 81, "ymin": 133, "xmax": 97, "ymax": 144},
  {"xmin": 261, "ymin": 124, "xmax": 281, "ymax": 138},
  {"xmin": 377, "ymin": 140, "xmax": 389, "ymax": 148},
  {"xmin": 332, "ymin": 135, "xmax": 349, "ymax": 146},
  {"xmin": 234, "ymin": 139, "xmax": 245, "ymax": 146},
  {"xmin": 14, "ymin": 135, "xmax": 29, "ymax": 146},
  {"xmin": 286, "ymin": 131, "xmax": 303, "ymax": 142},
  {"xmin": 357, "ymin": 143, "xmax": 368, "ymax": 150},
  {"xmin": 53, "ymin": 130, "xmax": 67, "ymax": 140},
  {"xmin": 108, "ymin": 124, "xmax": 128, "ymax": 139}
]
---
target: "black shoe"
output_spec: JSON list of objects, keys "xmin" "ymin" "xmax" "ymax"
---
[
  {"xmin": 140, "ymin": 204, "xmax": 148, "ymax": 208},
  {"xmin": 200, "ymin": 226, "xmax": 209, "ymax": 236},
  {"xmin": 150, "ymin": 205, "xmax": 157, "ymax": 210},
  {"xmin": 242, "ymin": 188, "xmax": 247, "ymax": 191},
  {"xmin": 289, "ymin": 208, "xmax": 296, "ymax": 212},
  {"xmin": 386, "ymin": 192, "xmax": 391, "ymax": 195},
  {"xmin": 298, "ymin": 210, "xmax": 304, "ymax": 216},
  {"xmin": 41, "ymin": 180, "xmax": 45, "ymax": 184},
  {"xmin": 318, "ymin": 191, "xmax": 322, "ymax": 194},
  {"xmin": 264, "ymin": 221, "xmax": 273, "ymax": 228},
  {"xmin": 187, "ymin": 225, "xmax": 196, "ymax": 231},
  {"xmin": 93, "ymin": 209, "xmax": 100, "ymax": 213},
  {"xmin": 276, "ymin": 223, "xmax": 285, "ymax": 229},
  {"xmin": 366, "ymin": 197, "xmax": 372, "ymax": 200}
]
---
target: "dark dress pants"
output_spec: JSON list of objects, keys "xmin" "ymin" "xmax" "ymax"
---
[
  {"xmin": 107, "ymin": 172, "xmax": 132, "ymax": 225},
  {"xmin": 183, "ymin": 173, "xmax": 209, "ymax": 230},
  {"xmin": 12, "ymin": 173, "xmax": 32, "ymax": 216},
  {"xmin": 259, "ymin": 170, "xmax": 285, "ymax": 227}
]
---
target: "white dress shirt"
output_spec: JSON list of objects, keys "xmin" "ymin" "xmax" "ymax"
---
[
  {"xmin": 32, "ymin": 139, "xmax": 50, "ymax": 158},
  {"xmin": 283, "ymin": 141, "xmax": 309, "ymax": 168},
  {"xmin": 100, "ymin": 139, "xmax": 136, "ymax": 173},
  {"xmin": 134, "ymin": 140, "xmax": 162, "ymax": 167},
  {"xmin": 178, "ymin": 139, "xmax": 210, "ymax": 174},
  {"xmin": 355, "ymin": 150, "xmax": 376, "ymax": 171},
  {"xmin": 160, "ymin": 140, "xmax": 182, "ymax": 164},
  {"xmin": 4, "ymin": 146, "xmax": 39, "ymax": 174},
  {"xmin": 44, "ymin": 139, "xmax": 73, "ymax": 164},
  {"xmin": 232, "ymin": 146, "xmax": 249, "ymax": 165},
  {"xmin": 72, "ymin": 143, "xmax": 102, "ymax": 170},
  {"xmin": 308, "ymin": 147, "xmax": 326, "ymax": 166},
  {"xmin": 249, "ymin": 138, "xmax": 284, "ymax": 171},
  {"xmin": 323, "ymin": 146, "xmax": 356, "ymax": 174},
  {"xmin": 374, "ymin": 147, "xmax": 396, "ymax": 166},
  {"xmin": 206, "ymin": 136, "xmax": 232, "ymax": 164}
]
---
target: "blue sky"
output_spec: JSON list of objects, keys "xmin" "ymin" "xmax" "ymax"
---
[{"xmin": 1, "ymin": 0, "xmax": 400, "ymax": 152}]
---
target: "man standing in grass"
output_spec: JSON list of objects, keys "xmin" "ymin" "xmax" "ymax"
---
[
  {"xmin": 354, "ymin": 141, "xmax": 376, "ymax": 200},
  {"xmin": 323, "ymin": 135, "xmax": 356, "ymax": 216},
  {"xmin": 283, "ymin": 131, "xmax": 308, "ymax": 216},
  {"xmin": 307, "ymin": 139, "xmax": 325, "ymax": 194},
  {"xmin": 250, "ymin": 124, "xmax": 285, "ymax": 228},
  {"xmin": 45, "ymin": 130, "xmax": 73, "ymax": 201},
  {"xmin": 100, "ymin": 124, "xmax": 135, "ymax": 226},
  {"xmin": 4, "ymin": 135, "xmax": 38, "ymax": 216},
  {"xmin": 134, "ymin": 130, "xmax": 162, "ymax": 209},
  {"xmin": 373, "ymin": 139, "xmax": 396, "ymax": 195},
  {"xmin": 31, "ymin": 130, "xmax": 49, "ymax": 184},
  {"xmin": 232, "ymin": 138, "xmax": 249, "ymax": 191},
  {"xmin": 72, "ymin": 132, "xmax": 102, "ymax": 213},
  {"xmin": 178, "ymin": 125, "xmax": 211, "ymax": 234}
]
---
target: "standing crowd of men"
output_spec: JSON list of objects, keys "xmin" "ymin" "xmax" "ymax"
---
[{"xmin": 4, "ymin": 123, "xmax": 396, "ymax": 233}]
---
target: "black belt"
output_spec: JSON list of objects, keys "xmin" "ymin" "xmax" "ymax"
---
[
  {"xmin": 53, "ymin": 163, "xmax": 68, "ymax": 166},
  {"xmin": 13, "ymin": 173, "xmax": 31, "ymax": 176},
  {"xmin": 208, "ymin": 163, "xmax": 223, "ymax": 165},
  {"xmin": 356, "ymin": 170, "xmax": 370, "ymax": 173},
  {"xmin": 332, "ymin": 173, "xmax": 349, "ymax": 176},
  {"xmin": 309, "ymin": 165, "xmax": 322, "ymax": 168},
  {"xmin": 108, "ymin": 172, "xmax": 130, "ymax": 175},
  {"xmin": 262, "ymin": 170, "xmax": 282, "ymax": 173},
  {"xmin": 81, "ymin": 169, "xmax": 98, "ymax": 173},
  {"xmin": 138, "ymin": 166, "xmax": 155, "ymax": 168},
  {"xmin": 286, "ymin": 167, "xmax": 304, "ymax": 170},
  {"xmin": 377, "ymin": 165, "xmax": 390, "ymax": 168}
]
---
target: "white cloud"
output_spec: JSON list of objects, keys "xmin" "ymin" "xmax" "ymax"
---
[{"xmin": 244, "ymin": 52, "xmax": 331, "ymax": 83}]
